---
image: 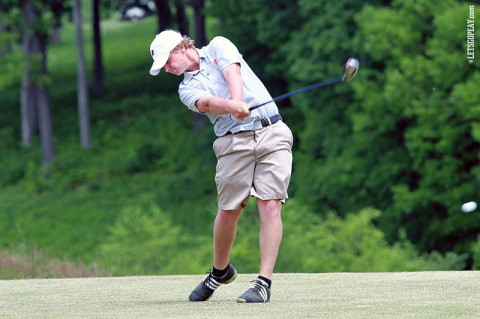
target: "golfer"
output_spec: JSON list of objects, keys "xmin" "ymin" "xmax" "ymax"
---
[{"xmin": 148, "ymin": 30, "xmax": 293, "ymax": 303}]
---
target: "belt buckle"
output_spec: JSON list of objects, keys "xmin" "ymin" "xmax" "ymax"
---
[{"xmin": 252, "ymin": 120, "xmax": 263, "ymax": 131}]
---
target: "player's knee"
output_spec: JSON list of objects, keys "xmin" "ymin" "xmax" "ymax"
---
[
  {"xmin": 258, "ymin": 199, "xmax": 281, "ymax": 221},
  {"xmin": 216, "ymin": 208, "xmax": 242, "ymax": 224}
]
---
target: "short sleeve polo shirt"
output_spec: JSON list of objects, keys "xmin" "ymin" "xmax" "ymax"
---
[{"xmin": 178, "ymin": 36, "xmax": 279, "ymax": 137}]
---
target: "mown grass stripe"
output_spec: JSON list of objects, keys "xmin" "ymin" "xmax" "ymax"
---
[{"xmin": 1, "ymin": 272, "xmax": 479, "ymax": 318}]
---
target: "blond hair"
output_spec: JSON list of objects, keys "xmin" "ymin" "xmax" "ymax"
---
[{"xmin": 173, "ymin": 35, "xmax": 195, "ymax": 51}]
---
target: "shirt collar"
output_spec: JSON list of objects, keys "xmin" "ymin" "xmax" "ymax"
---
[{"xmin": 183, "ymin": 48, "xmax": 205, "ymax": 81}]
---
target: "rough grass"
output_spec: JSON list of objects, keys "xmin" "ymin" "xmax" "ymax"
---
[
  {"xmin": 1, "ymin": 272, "xmax": 479, "ymax": 318},
  {"xmin": 0, "ymin": 249, "xmax": 107, "ymax": 279}
]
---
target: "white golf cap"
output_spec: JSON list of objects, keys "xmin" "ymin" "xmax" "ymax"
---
[{"xmin": 149, "ymin": 30, "xmax": 183, "ymax": 76}]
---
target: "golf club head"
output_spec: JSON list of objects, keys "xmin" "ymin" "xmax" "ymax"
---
[{"xmin": 343, "ymin": 57, "xmax": 359, "ymax": 81}]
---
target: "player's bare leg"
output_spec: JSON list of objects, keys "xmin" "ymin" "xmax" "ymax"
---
[
  {"xmin": 214, "ymin": 206, "xmax": 243, "ymax": 269},
  {"xmin": 257, "ymin": 199, "xmax": 282, "ymax": 279}
]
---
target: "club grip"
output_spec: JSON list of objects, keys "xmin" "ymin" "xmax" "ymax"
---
[{"xmin": 249, "ymin": 101, "xmax": 271, "ymax": 111}]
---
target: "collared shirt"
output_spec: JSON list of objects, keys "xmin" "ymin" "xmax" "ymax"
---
[{"xmin": 178, "ymin": 36, "xmax": 279, "ymax": 137}]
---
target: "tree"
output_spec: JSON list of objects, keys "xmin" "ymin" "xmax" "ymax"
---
[
  {"xmin": 190, "ymin": 0, "xmax": 207, "ymax": 131},
  {"xmin": 210, "ymin": 0, "xmax": 303, "ymax": 98},
  {"xmin": 193, "ymin": 0, "xmax": 206, "ymax": 47},
  {"xmin": 154, "ymin": 0, "xmax": 172, "ymax": 32},
  {"xmin": 212, "ymin": 0, "xmax": 480, "ymax": 265},
  {"xmin": 20, "ymin": 0, "xmax": 55, "ymax": 167},
  {"xmin": 351, "ymin": 0, "xmax": 480, "ymax": 259},
  {"xmin": 73, "ymin": 0, "xmax": 91, "ymax": 148},
  {"xmin": 276, "ymin": 0, "xmax": 385, "ymax": 216},
  {"xmin": 92, "ymin": 0, "xmax": 105, "ymax": 98},
  {"xmin": 207, "ymin": 0, "xmax": 304, "ymax": 131},
  {"xmin": 174, "ymin": 0, "xmax": 189, "ymax": 36},
  {"xmin": 49, "ymin": 0, "xmax": 69, "ymax": 45}
]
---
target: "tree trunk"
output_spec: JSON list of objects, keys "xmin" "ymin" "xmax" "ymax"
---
[
  {"xmin": 37, "ymin": 13, "xmax": 55, "ymax": 167},
  {"xmin": 154, "ymin": 0, "xmax": 172, "ymax": 32},
  {"xmin": 20, "ymin": 0, "xmax": 38, "ymax": 147},
  {"xmin": 21, "ymin": 0, "xmax": 56, "ymax": 168},
  {"xmin": 175, "ymin": 0, "xmax": 189, "ymax": 36},
  {"xmin": 73, "ymin": 0, "xmax": 92, "ymax": 148},
  {"xmin": 193, "ymin": 0, "xmax": 206, "ymax": 47},
  {"xmin": 192, "ymin": 0, "xmax": 207, "ymax": 130},
  {"xmin": 92, "ymin": 0, "xmax": 105, "ymax": 98},
  {"xmin": 20, "ymin": 71, "xmax": 37, "ymax": 148},
  {"xmin": 37, "ymin": 76, "xmax": 55, "ymax": 166},
  {"xmin": 49, "ymin": 0, "xmax": 65, "ymax": 45}
]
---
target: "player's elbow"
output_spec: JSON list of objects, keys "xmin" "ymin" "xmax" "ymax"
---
[{"xmin": 195, "ymin": 98, "xmax": 209, "ymax": 113}]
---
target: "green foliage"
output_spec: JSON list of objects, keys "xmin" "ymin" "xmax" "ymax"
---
[
  {"xmin": 277, "ymin": 200, "xmax": 465, "ymax": 272},
  {"xmin": 208, "ymin": 0, "xmax": 301, "ymax": 95},
  {"xmin": 352, "ymin": 0, "xmax": 480, "ymax": 255},
  {"xmin": 0, "ymin": 49, "xmax": 22, "ymax": 91},
  {"xmin": 0, "ymin": 15, "xmax": 219, "ymax": 270},
  {"xmin": 0, "ymin": 88, "xmax": 219, "ymax": 266},
  {"xmin": 279, "ymin": 0, "xmax": 480, "ymax": 264},
  {"xmin": 98, "ymin": 204, "xmax": 216, "ymax": 276},
  {"xmin": 280, "ymin": 0, "xmax": 384, "ymax": 214},
  {"xmin": 98, "ymin": 204, "xmax": 181, "ymax": 275},
  {"xmin": 124, "ymin": 142, "xmax": 164, "ymax": 174},
  {"xmin": 472, "ymin": 235, "xmax": 480, "ymax": 270},
  {"xmin": 93, "ymin": 198, "xmax": 466, "ymax": 276}
]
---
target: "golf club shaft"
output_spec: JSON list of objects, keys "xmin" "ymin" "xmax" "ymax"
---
[{"xmin": 249, "ymin": 75, "xmax": 344, "ymax": 111}]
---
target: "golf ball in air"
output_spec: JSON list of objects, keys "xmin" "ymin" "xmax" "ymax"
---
[{"xmin": 461, "ymin": 201, "xmax": 477, "ymax": 213}]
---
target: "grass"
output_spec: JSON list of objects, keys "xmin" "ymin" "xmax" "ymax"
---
[
  {"xmin": 0, "ymin": 249, "xmax": 106, "ymax": 279},
  {"xmin": 1, "ymin": 272, "xmax": 479, "ymax": 318}
]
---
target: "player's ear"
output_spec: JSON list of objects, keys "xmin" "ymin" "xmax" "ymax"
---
[{"xmin": 179, "ymin": 44, "xmax": 187, "ymax": 53}]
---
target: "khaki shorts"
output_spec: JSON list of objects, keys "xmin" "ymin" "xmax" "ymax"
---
[{"xmin": 212, "ymin": 121, "xmax": 293, "ymax": 210}]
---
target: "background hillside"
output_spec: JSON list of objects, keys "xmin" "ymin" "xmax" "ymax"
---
[{"xmin": 0, "ymin": 0, "xmax": 479, "ymax": 278}]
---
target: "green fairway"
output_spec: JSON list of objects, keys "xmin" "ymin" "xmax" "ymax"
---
[{"xmin": 1, "ymin": 272, "xmax": 479, "ymax": 318}]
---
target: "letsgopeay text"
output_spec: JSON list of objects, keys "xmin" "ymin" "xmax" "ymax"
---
[{"xmin": 467, "ymin": 5, "xmax": 475, "ymax": 64}]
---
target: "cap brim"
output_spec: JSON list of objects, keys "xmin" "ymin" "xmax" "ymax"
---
[{"xmin": 149, "ymin": 52, "xmax": 169, "ymax": 76}]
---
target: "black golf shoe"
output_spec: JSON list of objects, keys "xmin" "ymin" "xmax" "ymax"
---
[
  {"xmin": 189, "ymin": 263, "xmax": 237, "ymax": 301},
  {"xmin": 236, "ymin": 278, "xmax": 271, "ymax": 303}
]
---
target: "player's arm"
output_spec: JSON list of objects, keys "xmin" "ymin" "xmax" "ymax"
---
[
  {"xmin": 221, "ymin": 63, "xmax": 244, "ymax": 102},
  {"xmin": 195, "ymin": 63, "xmax": 250, "ymax": 120},
  {"xmin": 195, "ymin": 95, "xmax": 250, "ymax": 120}
]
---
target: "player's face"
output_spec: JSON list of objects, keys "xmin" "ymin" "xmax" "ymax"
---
[{"xmin": 164, "ymin": 49, "xmax": 187, "ymax": 75}]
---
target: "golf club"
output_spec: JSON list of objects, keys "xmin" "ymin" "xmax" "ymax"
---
[{"xmin": 249, "ymin": 57, "xmax": 359, "ymax": 111}]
